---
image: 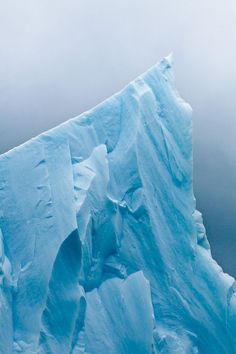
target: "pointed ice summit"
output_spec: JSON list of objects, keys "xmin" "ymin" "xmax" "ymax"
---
[{"xmin": 0, "ymin": 57, "xmax": 236, "ymax": 354}]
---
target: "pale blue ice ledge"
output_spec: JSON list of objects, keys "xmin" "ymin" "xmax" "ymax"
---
[{"xmin": 0, "ymin": 56, "xmax": 236, "ymax": 354}]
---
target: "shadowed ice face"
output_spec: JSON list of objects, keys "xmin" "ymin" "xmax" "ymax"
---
[{"xmin": 0, "ymin": 0, "xmax": 236, "ymax": 275}]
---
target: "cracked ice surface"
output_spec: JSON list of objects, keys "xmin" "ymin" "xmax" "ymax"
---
[{"xmin": 0, "ymin": 57, "xmax": 236, "ymax": 353}]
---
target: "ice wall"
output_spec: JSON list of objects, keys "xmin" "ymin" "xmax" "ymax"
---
[{"xmin": 0, "ymin": 57, "xmax": 236, "ymax": 353}]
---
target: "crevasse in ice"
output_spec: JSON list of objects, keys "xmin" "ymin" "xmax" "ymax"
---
[{"xmin": 0, "ymin": 56, "xmax": 236, "ymax": 354}]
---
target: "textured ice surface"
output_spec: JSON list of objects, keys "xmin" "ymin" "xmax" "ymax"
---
[{"xmin": 0, "ymin": 56, "xmax": 236, "ymax": 354}]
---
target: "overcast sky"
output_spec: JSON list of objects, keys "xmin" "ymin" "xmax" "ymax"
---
[{"xmin": 0, "ymin": 0, "xmax": 236, "ymax": 276}]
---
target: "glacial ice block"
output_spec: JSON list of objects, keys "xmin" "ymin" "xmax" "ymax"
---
[{"xmin": 0, "ymin": 56, "xmax": 236, "ymax": 354}]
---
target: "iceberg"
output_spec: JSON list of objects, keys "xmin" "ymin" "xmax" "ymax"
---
[{"xmin": 0, "ymin": 56, "xmax": 236, "ymax": 354}]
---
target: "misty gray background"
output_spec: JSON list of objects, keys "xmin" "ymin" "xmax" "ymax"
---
[{"xmin": 0, "ymin": 1, "xmax": 236, "ymax": 276}]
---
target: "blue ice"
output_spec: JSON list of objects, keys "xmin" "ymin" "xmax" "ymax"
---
[{"xmin": 0, "ymin": 56, "xmax": 236, "ymax": 353}]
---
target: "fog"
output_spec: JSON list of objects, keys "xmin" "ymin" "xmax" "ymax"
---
[{"xmin": 0, "ymin": 0, "xmax": 236, "ymax": 275}]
